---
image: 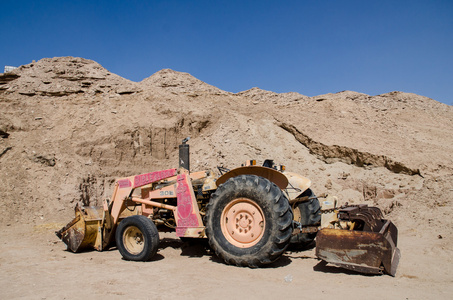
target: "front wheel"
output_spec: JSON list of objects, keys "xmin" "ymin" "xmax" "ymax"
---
[
  {"xmin": 205, "ymin": 175, "xmax": 293, "ymax": 267},
  {"xmin": 115, "ymin": 215, "xmax": 159, "ymax": 261}
]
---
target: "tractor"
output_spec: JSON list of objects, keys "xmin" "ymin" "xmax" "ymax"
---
[{"xmin": 57, "ymin": 139, "xmax": 400, "ymax": 275}]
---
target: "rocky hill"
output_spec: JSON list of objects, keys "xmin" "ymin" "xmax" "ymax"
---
[{"xmin": 0, "ymin": 57, "xmax": 452, "ymax": 244}]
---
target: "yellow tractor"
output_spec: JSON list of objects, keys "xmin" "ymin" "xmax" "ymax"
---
[{"xmin": 57, "ymin": 139, "xmax": 400, "ymax": 276}]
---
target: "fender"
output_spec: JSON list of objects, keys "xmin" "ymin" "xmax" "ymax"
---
[
  {"xmin": 282, "ymin": 171, "xmax": 311, "ymax": 202},
  {"xmin": 216, "ymin": 166, "xmax": 288, "ymax": 190}
]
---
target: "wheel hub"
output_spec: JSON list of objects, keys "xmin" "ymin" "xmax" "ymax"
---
[
  {"xmin": 123, "ymin": 226, "xmax": 144, "ymax": 255},
  {"xmin": 221, "ymin": 198, "xmax": 265, "ymax": 248}
]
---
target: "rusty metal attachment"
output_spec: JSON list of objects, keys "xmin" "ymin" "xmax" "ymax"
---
[
  {"xmin": 55, "ymin": 205, "xmax": 103, "ymax": 252},
  {"xmin": 315, "ymin": 205, "xmax": 400, "ymax": 276}
]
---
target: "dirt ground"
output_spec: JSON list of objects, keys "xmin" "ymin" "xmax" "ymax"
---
[
  {"xmin": 1, "ymin": 224, "xmax": 451, "ymax": 300},
  {"xmin": 1, "ymin": 57, "xmax": 452, "ymax": 299}
]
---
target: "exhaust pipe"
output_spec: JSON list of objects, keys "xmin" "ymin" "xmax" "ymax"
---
[{"xmin": 179, "ymin": 137, "xmax": 190, "ymax": 171}]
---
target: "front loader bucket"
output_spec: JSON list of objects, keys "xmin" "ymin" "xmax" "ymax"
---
[
  {"xmin": 316, "ymin": 220, "xmax": 400, "ymax": 276},
  {"xmin": 56, "ymin": 205, "xmax": 104, "ymax": 252}
]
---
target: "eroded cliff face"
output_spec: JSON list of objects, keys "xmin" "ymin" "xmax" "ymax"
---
[{"xmin": 0, "ymin": 57, "xmax": 452, "ymax": 233}]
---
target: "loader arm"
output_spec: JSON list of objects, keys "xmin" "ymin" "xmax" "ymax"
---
[
  {"xmin": 108, "ymin": 168, "xmax": 178, "ymax": 224},
  {"xmin": 57, "ymin": 168, "xmax": 178, "ymax": 252},
  {"xmin": 56, "ymin": 168, "xmax": 208, "ymax": 252}
]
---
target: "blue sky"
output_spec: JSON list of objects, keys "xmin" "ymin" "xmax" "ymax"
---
[{"xmin": 1, "ymin": 1, "xmax": 452, "ymax": 105}]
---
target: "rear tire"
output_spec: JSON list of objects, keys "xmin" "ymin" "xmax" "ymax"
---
[
  {"xmin": 116, "ymin": 215, "xmax": 159, "ymax": 261},
  {"xmin": 206, "ymin": 175, "xmax": 293, "ymax": 267},
  {"xmin": 290, "ymin": 188, "xmax": 321, "ymax": 246}
]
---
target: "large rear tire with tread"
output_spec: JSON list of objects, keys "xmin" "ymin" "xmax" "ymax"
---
[
  {"xmin": 116, "ymin": 215, "xmax": 159, "ymax": 261},
  {"xmin": 290, "ymin": 188, "xmax": 321, "ymax": 246},
  {"xmin": 205, "ymin": 174, "xmax": 293, "ymax": 267}
]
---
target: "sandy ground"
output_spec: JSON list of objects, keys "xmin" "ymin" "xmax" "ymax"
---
[
  {"xmin": 0, "ymin": 223, "xmax": 451, "ymax": 300},
  {"xmin": 1, "ymin": 57, "xmax": 453, "ymax": 299}
]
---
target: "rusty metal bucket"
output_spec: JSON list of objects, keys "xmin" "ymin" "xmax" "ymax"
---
[
  {"xmin": 316, "ymin": 206, "xmax": 400, "ymax": 276},
  {"xmin": 56, "ymin": 205, "xmax": 104, "ymax": 252},
  {"xmin": 316, "ymin": 221, "xmax": 400, "ymax": 276}
]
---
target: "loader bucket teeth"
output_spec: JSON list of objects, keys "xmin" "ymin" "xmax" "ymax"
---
[
  {"xmin": 315, "ymin": 206, "xmax": 400, "ymax": 276},
  {"xmin": 55, "ymin": 205, "xmax": 103, "ymax": 252}
]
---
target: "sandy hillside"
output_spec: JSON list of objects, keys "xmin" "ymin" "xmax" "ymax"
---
[{"xmin": 0, "ymin": 57, "xmax": 452, "ymax": 299}]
